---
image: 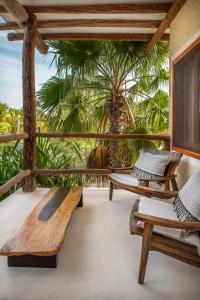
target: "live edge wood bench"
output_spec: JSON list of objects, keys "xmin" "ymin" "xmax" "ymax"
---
[{"xmin": 0, "ymin": 187, "xmax": 83, "ymax": 268}]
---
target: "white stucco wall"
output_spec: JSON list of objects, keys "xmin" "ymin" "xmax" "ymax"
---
[{"xmin": 170, "ymin": 0, "xmax": 200, "ymax": 187}]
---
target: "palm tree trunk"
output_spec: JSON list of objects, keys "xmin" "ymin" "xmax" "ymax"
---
[{"xmin": 108, "ymin": 89, "xmax": 127, "ymax": 167}]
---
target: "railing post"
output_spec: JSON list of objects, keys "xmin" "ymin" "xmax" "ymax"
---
[
  {"xmin": 163, "ymin": 140, "xmax": 170, "ymax": 151},
  {"xmin": 22, "ymin": 13, "xmax": 37, "ymax": 192}
]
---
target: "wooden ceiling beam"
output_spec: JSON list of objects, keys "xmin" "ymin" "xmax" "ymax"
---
[
  {"xmin": 8, "ymin": 32, "xmax": 169, "ymax": 42},
  {"xmin": 0, "ymin": 0, "xmax": 48, "ymax": 54},
  {"xmin": 0, "ymin": 19, "xmax": 161, "ymax": 30},
  {"xmin": 0, "ymin": 22, "xmax": 17, "ymax": 30},
  {"xmin": 146, "ymin": 0, "xmax": 186, "ymax": 52},
  {"xmin": 0, "ymin": 3, "xmax": 172, "ymax": 14}
]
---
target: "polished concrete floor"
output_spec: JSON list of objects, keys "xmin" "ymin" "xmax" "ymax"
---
[{"xmin": 0, "ymin": 188, "xmax": 199, "ymax": 300}]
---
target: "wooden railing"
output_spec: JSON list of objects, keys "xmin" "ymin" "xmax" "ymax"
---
[
  {"xmin": 35, "ymin": 168, "xmax": 111, "ymax": 175},
  {"xmin": 0, "ymin": 170, "xmax": 31, "ymax": 197},
  {"xmin": 0, "ymin": 132, "xmax": 29, "ymax": 143},
  {"xmin": 35, "ymin": 133, "xmax": 170, "ymax": 175},
  {"xmin": 0, "ymin": 133, "xmax": 30, "ymax": 197},
  {"xmin": 0, "ymin": 132, "xmax": 170, "ymax": 196},
  {"xmin": 36, "ymin": 132, "xmax": 170, "ymax": 141}
]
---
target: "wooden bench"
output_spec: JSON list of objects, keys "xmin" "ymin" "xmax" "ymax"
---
[{"xmin": 0, "ymin": 187, "xmax": 83, "ymax": 268}]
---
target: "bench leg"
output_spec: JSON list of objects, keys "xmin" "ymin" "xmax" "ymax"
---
[
  {"xmin": 77, "ymin": 194, "xmax": 83, "ymax": 207},
  {"xmin": 8, "ymin": 255, "xmax": 58, "ymax": 268}
]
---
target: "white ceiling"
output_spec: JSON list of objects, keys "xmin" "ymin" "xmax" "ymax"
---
[{"xmin": 0, "ymin": 1, "xmax": 172, "ymax": 35}]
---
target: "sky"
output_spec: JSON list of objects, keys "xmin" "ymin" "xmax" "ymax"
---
[{"xmin": 0, "ymin": 17, "xmax": 57, "ymax": 109}]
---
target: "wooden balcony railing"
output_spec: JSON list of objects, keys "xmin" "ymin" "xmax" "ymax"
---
[
  {"xmin": 0, "ymin": 132, "xmax": 170, "ymax": 196},
  {"xmin": 0, "ymin": 133, "xmax": 29, "ymax": 143},
  {"xmin": 0, "ymin": 170, "xmax": 31, "ymax": 197},
  {"xmin": 36, "ymin": 132, "xmax": 170, "ymax": 141}
]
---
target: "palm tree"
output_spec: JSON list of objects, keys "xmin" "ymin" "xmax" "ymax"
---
[
  {"xmin": 135, "ymin": 89, "xmax": 169, "ymax": 132},
  {"xmin": 38, "ymin": 41, "xmax": 169, "ymax": 167}
]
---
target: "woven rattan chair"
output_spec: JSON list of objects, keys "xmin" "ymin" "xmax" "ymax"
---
[
  {"xmin": 130, "ymin": 186, "xmax": 200, "ymax": 284},
  {"xmin": 108, "ymin": 150, "xmax": 182, "ymax": 201}
]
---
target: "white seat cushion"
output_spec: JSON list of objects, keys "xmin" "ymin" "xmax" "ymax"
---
[
  {"xmin": 138, "ymin": 197, "xmax": 200, "ymax": 255},
  {"xmin": 109, "ymin": 173, "xmax": 162, "ymax": 190},
  {"xmin": 109, "ymin": 173, "xmax": 139, "ymax": 187}
]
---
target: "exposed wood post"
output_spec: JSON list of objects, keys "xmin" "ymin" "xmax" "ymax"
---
[{"xmin": 22, "ymin": 13, "xmax": 37, "ymax": 192}]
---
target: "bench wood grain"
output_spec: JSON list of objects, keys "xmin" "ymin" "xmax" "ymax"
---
[{"xmin": 0, "ymin": 187, "xmax": 83, "ymax": 257}]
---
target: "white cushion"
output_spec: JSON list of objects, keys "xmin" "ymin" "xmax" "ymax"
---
[
  {"xmin": 134, "ymin": 150, "xmax": 171, "ymax": 177},
  {"xmin": 109, "ymin": 173, "xmax": 139, "ymax": 187},
  {"xmin": 137, "ymin": 197, "xmax": 200, "ymax": 255},
  {"xmin": 109, "ymin": 173, "xmax": 162, "ymax": 189}
]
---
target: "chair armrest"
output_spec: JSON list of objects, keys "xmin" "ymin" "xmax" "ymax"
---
[
  {"xmin": 109, "ymin": 167, "xmax": 132, "ymax": 171},
  {"xmin": 134, "ymin": 212, "xmax": 200, "ymax": 232},
  {"xmin": 138, "ymin": 186, "xmax": 178, "ymax": 199},
  {"xmin": 139, "ymin": 174, "xmax": 177, "ymax": 182},
  {"xmin": 109, "ymin": 167, "xmax": 132, "ymax": 174}
]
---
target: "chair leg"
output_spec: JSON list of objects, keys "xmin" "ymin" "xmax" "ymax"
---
[
  {"xmin": 138, "ymin": 223, "xmax": 153, "ymax": 284},
  {"xmin": 143, "ymin": 181, "xmax": 149, "ymax": 187},
  {"xmin": 164, "ymin": 180, "xmax": 170, "ymax": 190},
  {"xmin": 109, "ymin": 182, "xmax": 114, "ymax": 201},
  {"xmin": 171, "ymin": 178, "xmax": 178, "ymax": 191}
]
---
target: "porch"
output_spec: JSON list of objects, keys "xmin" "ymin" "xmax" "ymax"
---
[
  {"xmin": 0, "ymin": 0, "xmax": 200, "ymax": 298},
  {"xmin": 0, "ymin": 188, "xmax": 199, "ymax": 300}
]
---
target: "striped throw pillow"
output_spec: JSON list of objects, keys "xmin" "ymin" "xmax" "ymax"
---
[
  {"xmin": 173, "ymin": 172, "xmax": 200, "ymax": 222},
  {"xmin": 131, "ymin": 149, "xmax": 172, "ymax": 179}
]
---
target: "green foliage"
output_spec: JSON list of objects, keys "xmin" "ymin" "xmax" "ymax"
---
[
  {"xmin": 0, "ymin": 40, "xmax": 170, "ymax": 199},
  {"xmin": 37, "ymin": 76, "xmax": 95, "ymax": 132},
  {"xmin": 135, "ymin": 90, "xmax": 169, "ymax": 132},
  {"xmin": 48, "ymin": 40, "xmax": 103, "ymax": 77},
  {"xmin": 0, "ymin": 142, "xmax": 23, "ymax": 200},
  {"xmin": 117, "ymin": 125, "xmax": 157, "ymax": 166},
  {"xmin": 37, "ymin": 76, "xmax": 72, "ymax": 116},
  {"xmin": 0, "ymin": 142, "xmax": 23, "ymax": 186},
  {"xmin": 38, "ymin": 41, "xmax": 169, "ymax": 135},
  {"xmin": 36, "ymin": 137, "xmax": 83, "ymax": 187},
  {"xmin": 0, "ymin": 106, "xmax": 23, "ymax": 135},
  {"xmin": 0, "ymin": 138, "xmax": 83, "ymax": 200},
  {"xmin": 0, "ymin": 103, "xmax": 9, "ymax": 118}
]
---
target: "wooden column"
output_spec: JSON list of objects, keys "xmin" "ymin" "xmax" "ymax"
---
[{"xmin": 22, "ymin": 13, "xmax": 37, "ymax": 192}]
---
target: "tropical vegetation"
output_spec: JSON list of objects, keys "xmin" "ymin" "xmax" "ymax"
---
[{"xmin": 0, "ymin": 40, "xmax": 169, "ymax": 199}]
